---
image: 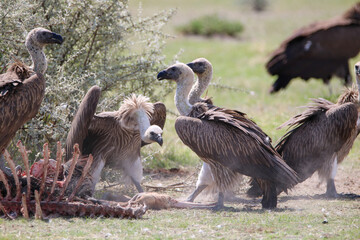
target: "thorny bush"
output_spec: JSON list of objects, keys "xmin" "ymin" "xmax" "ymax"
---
[{"xmin": 0, "ymin": 0, "xmax": 175, "ymax": 161}]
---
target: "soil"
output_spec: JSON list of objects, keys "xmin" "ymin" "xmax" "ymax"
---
[{"xmin": 96, "ymin": 163, "xmax": 360, "ymax": 209}]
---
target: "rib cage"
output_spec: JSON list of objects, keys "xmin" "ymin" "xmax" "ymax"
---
[{"xmin": 0, "ymin": 141, "xmax": 146, "ymax": 219}]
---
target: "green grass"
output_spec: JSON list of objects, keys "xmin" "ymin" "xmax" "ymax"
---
[
  {"xmin": 2, "ymin": 0, "xmax": 360, "ymax": 239},
  {"xmin": 0, "ymin": 201, "xmax": 359, "ymax": 239}
]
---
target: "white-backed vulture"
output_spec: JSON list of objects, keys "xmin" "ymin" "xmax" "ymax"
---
[
  {"xmin": 65, "ymin": 86, "xmax": 166, "ymax": 197},
  {"xmin": 267, "ymin": 3, "xmax": 360, "ymax": 93},
  {"xmin": 0, "ymin": 28, "xmax": 63, "ymax": 174},
  {"xmin": 248, "ymin": 62, "xmax": 360, "ymax": 198},
  {"xmin": 185, "ymin": 58, "xmax": 243, "ymax": 204},
  {"xmin": 157, "ymin": 63, "xmax": 299, "ymax": 209}
]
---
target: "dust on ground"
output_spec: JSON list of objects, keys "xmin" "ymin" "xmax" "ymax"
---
[{"xmin": 95, "ymin": 164, "xmax": 360, "ymax": 210}]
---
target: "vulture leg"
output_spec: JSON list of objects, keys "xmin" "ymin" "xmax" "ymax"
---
[
  {"xmin": 186, "ymin": 184, "xmax": 208, "ymax": 202},
  {"xmin": 325, "ymin": 179, "xmax": 337, "ymax": 198},
  {"xmin": 131, "ymin": 176, "xmax": 144, "ymax": 193},
  {"xmin": 325, "ymin": 157, "xmax": 338, "ymax": 198},
  {"xmin": 334, "ymin": 61, "xmax": 352, "ymax": 87},
  {"xmin": 246, "ymin": 178, "xmax": 263, "ymax": 198},
  {"xmin": 269, "ymin": 75, "xmax": 291, "ymax": 94},
  {"xmin": 261, "ymin": 181, "xmax": 277, "ymax": 209},
  {"xmin": 124, "ymin": 157, "xmax": 144, "ymax": 193}
]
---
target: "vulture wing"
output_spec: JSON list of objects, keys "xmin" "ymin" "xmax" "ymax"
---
[
  {"xmin": 80, "ymin": 111, "xmax": 130, "ymax": 162},
  {"xmin": 65, "ymin": 86, "xmax": 101, "ymax": 161},
  {"xmin": 0, "ymin": 63, "xmax": 39, "ymax": 152},
  {"xmin": 141, "ymin": 102, "xmax": 166, "ymax": 147},
  {"xmin": 175, "ymin": 107, "xmax": 298, "ymax": 186},
  {"xmin": 276, "ymin": 99, "xmax": 358, "ymax": 180}
]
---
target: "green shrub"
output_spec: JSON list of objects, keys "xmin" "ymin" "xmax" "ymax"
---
[
  {"xmin": 0, "ymin": 0, "xmax": 175, "ymax": 160},
  {"xmin": 177, "ymin": 14, "xmax": 244, "ymax": 37}
]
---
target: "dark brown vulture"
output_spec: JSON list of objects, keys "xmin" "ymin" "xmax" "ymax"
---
[
  {"xmin": 185, "ymin": 58, "xmax": 244, "ymax": 204},
  {"xmin": 65, "ymin": 86, "xmax": 166, "ymax": 197},
  {"xmin": 248, "ymin": 62, "xmax": 360, "ymax": 198},
  {"xmin": 0, "ymin": 28, "xmax": 63, "ymax": 175},
  {"xmin": 157, "ymin": 63, "xmax": 299, "ymax": 209},
  {"xmin": 267, "ymin": 3, "xmax": 360, "ymax": 93}
]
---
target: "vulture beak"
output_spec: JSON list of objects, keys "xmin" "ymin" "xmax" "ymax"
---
[
  {"xmin": 186, "ymin": 62, "xmax": 206, "ymax": 74},
  {"xmin": 151, "ymin": 134, "xmax": 163, "ymax": 146},
  {"xmin": 157, "ymin": 70, "xmax": 169, "ymax": 81},
  {"xmin": 51, "ymin": 32, "xmax": 64, "ymax": 44},
  {"xmin": 186, "ymin": 62, "xmax": 195, "ymax": 70},
  {"xmin": 156, "ymin": 135, "xmax": 163, "ymax": 146}
]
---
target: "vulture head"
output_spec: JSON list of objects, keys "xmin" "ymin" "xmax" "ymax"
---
[
  {"xmin": 143, "ymin": 125, "xmax": 163, "ymax": 146},
  {"xmin": 157, "ymin": 63, "xmax": 194, "ymax": 84},
  {"xmin": 26, "ymin": 27, "xmax": 64, "ymax": 48},
  {"xmin": 186, "ymin": 58, "xmax": 212, "ymax": 76}
]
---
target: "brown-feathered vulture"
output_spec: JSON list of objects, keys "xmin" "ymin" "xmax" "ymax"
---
[
  {"xmin": 267, "ymin": 3, "xmax": 360, "ymax": 93},
  {"xmin": 0, "ymin": 28, "xmax": 63, "ymax": 175},
  {"xmin": 185, "ymin": 58, "xmax": 244, "ymax": 205},
  {"xmin": 65, "ymin": 86, "xmax": 166, "ymax": 197},
  {"xmin": 248, "ymin": 62, "xmax": 360, "ymax": 198},
  {"xmin": 157, "ymin": 63, "xmax": 299, "ymax": 209}
]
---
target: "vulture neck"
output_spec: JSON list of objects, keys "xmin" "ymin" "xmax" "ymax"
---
[
  {"xmin": 135, "ymin": 109, "xmax": 151, "ymax": 141},
  {"xmin": 188, "ymin": 69, "xmax": 212, "ymax": 105},
  {"xmin": 25, "ymin": 38, "xmax": 47, "ymax": 75},
  {"xmin": 175, "ymin": 78, "xmax": 193, "ymax": 116}
]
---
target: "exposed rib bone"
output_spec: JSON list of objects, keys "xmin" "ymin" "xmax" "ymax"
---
[
  {"xmin": 21, "ymin": 193, "xmax": 29, "ymax": 219},
  {"xmin": 39, "ymin": 143, "xmax": 50, "ymax": 198},
  {"xmin": 0, "ymin": 169, "xmax": 10, "ymax": 199},
  {"xmin": 0, "ymin": 143, "xmax": 147, "ymax": 219},
  {"xmin": 68, "ymin": 154, "xmax": 94, "ymax": 202},
  {"xmin": 0, "ymin": 201, "xmax": 13, "ymax": 220},
  {"xmin": 34, "ymin": 190, "xmax": 43, "ymax": 220},
  {"xmin": 47, "ymin": 141, "xmax": 63, "ymax": 202},
  {"xmin": 17, "ymin": 141, "xmax": 31, "ymax": 200},
  {"xmin": 3, "ymin": 150, "xmax": 21, "ymax": 201},
  {"xmin": 57, "ymin": 144, "xmax": 79, "ymax": 202}
]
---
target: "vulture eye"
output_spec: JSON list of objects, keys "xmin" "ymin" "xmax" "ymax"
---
[{"xmin": 150, "ymin": 131, "xmax": 155, "ymax": 136}]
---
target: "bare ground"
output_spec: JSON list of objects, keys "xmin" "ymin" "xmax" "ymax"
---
[{"xmin": 96, "ymin": 162, "xmax": 360, "ymax": 210}]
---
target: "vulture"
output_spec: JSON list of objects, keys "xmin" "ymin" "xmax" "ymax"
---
[
  {"xmin": 248, "ymin": 62, "xmax": 360, "ymax": 198},
  {"xmin": 157, "ymin": 63, "xmax": 299, "ymax": 209},
  {"xmin": 0, "ymin": 28, "xmax": 63, "ymax": 174},
  {"xmin": 65, "ymin": 86, "xmax": 166, "ymax": 197},
  {"xmin": 185, "ymin": 58, "xmax": 243, "ymax": 204},
  {"xmin": 267, "ymin": 3, "xmax": 360, "ymax": 93}
]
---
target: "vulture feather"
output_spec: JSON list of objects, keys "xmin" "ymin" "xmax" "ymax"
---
[
  {"xmin": 248, "ymin": 62, "xmax": 360, "ymax": 198},
  {"xmin": 267, "ymin": 3, "xmax": 360, "ymax": 93},
  {"xmin": 65, "ymin": 86, "xmax": 166, "ymax": 197},
  {"xmin": 157, "ymin": 63, "xmax": 299, "ymax": 209},
  {"xmin": 0, "ymin": 28, "xmax": 63, "ymax": 174}
]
